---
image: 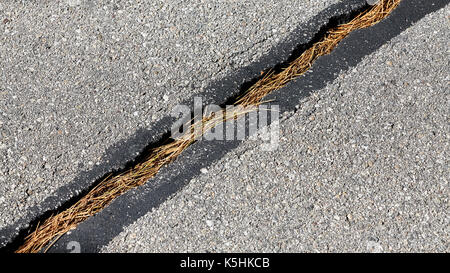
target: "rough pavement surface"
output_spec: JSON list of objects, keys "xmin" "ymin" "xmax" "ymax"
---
[
  {"xmin": 102, "ymin": 6, "xmax": 449, "ymax": 253},
  {"xmin": 0, "ymin": 0, "xmax": 345, "ymax": 230}
]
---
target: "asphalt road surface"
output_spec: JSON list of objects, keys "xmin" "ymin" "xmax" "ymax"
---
[{"xmin": 0, "ymin": 0, "xmax": 448, "ymax": 252}]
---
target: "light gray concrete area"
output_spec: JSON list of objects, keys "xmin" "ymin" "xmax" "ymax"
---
[
  {"xmin": 103, "ymin": 6, "xmax": 449, "ymax": 253},
  {"xmin": 0, "ymin": 0, "xmax": 345, "ymax": 229}
]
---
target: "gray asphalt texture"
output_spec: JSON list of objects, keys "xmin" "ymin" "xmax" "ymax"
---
[
  {"xmin": 102, "ymin": 6, "xmax": 450, "ymax": 253},
  {"xmin": 0, "ymin": 0, "xmax": 448, "ymax": 253},
  {"xmin": 0, "ymin": 0, "xmax": 344, "ymax": 231}
]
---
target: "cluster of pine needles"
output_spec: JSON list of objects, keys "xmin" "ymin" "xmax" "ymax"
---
[{"xmin": 16, "ymin": 0, "xmax": 401, "ymax": 253}]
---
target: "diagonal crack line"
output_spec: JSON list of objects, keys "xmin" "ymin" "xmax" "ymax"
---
[{"xmin": 5, "ymin": 0, "xmax": 401, "ymax": 253}]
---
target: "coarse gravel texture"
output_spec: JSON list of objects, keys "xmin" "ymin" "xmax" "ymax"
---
[
  {"xmin": 0, "ymin": 0, "xmax": 345, "ymax": 229},
  {"xmin": 103, "ymin": 6, "xmax": 450, "ymax": 253}
]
